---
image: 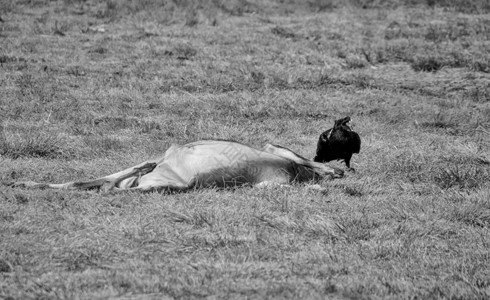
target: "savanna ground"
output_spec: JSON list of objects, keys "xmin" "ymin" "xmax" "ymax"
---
[{"xmin": 1, "ymin": 0, "xmax": 490, "ymax": 298}]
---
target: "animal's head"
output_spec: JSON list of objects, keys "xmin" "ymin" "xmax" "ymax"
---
[
  {"xmin": 320, "ymin": 116, "xmax": 354, "ymax": 143},
  {"xmin": 333, "ymin": 116, "xmax": 353, "ymax": 132}
]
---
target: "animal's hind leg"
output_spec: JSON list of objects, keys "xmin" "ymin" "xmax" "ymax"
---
[
  {"xmin": 5, "ymin": 181, "xmax": 50, "ymax": 189},
  {"xmin": 6, "ymin": 162, "xmax": 158, "ymax": 191},
  {"xmin": 107, "ymin": 163, "xmax": 197, "ymax": 194},
  {"xmin": 63, "ymin": 162, "xmax": 157, "ymax": 191},
  {"xmin": 92, "ymin": 162, "xmax": 157, "ymax": 192}
]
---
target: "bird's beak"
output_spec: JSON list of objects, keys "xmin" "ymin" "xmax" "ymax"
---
[{"xmin": 346, "ymin": 120, "xmax": 354, "ymax": 130}]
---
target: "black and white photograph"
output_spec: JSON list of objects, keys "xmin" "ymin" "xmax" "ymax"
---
[{"xmin": 1, "ymin": 0, "xmax": 489, "ymax": 298}]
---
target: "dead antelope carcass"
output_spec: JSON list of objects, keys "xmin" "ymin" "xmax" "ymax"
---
[{"xmin": 7, "ymin": 140, "xmax": 344, "ymax": 192}]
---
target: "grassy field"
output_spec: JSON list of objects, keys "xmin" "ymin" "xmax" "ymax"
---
[{"xmin": 1, "ymin": 0, "xmax": 490, "ymax": 298}]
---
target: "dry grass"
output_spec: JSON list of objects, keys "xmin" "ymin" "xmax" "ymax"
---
[{"xmin": 1, "ymin": 0, "xmax": 490, "ymax": 299}]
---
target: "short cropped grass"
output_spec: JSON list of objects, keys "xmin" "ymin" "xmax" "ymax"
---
[{"xmin": 1, "ymin": 0, "xmax": 489, "ymax": 299}]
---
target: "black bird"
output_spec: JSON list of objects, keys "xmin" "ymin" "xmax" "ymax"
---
[{"xmin": 314, "ymin": 116, "xmax": 361, "ymax": 171}]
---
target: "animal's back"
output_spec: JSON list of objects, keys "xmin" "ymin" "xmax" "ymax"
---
[{"xmin": 138, "ymin": 140, "xmax": 297, "ymax": 189}]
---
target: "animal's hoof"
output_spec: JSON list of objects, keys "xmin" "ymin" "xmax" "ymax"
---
[
  {"xmin": 101, "ymin": 181, "xmax": 116, "ymax": 193},
  {"xmin": 7, "ymin": 181, "xmax": 28, "ymax": 188},
  {"xmin": 334, "ymin": 168, "xmax": 344, "ymax": 178},
  {"xmin": 6, "ymin": 181, "xmax": 46, "ymax": 189},
  {"xmin": 137, "ymin": 163, "xmax": 157, "ymax": 174}
]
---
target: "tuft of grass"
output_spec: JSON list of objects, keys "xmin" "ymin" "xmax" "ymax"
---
[
  {"xmin": 308, "ymin": 0, "xmax": 338, "ymax": 12},
  {"xmin": 464, "ymin": 85, "xmax": 490, "ymax": 103},
  {"xmin": 95, "ymin": 0, "xmax": 119, "ymax": 20},
  {"xmin": 411, "ymin": 55, "xmax": 445, "ymax": 72},
  {"xmin": 469, "ymin": 58, "xmax": 490, "ymax": 73},
  {"xmin": 384, "ymin": 21, "xmax": 403, "ymax": 40},
  {"xmin": 385, "ymin": 153, "xmax": 430, "ymax": 183},
  {"xmin": 89, "ymin": 46, "xmax": 108, "ymax": 55},
  {"xmin": 15, "ymin": 72, "xmax": 59, "ymax": 105},
  {"xmin": 70, "ymin": 113, "xmax": 162, "ymax": 136},
  {"xmin": 165, "ymin": 43, "xmax": 197, "ymax": 60},
  {"xmin": 344, "ymin": 55, "xmax": 368, "ymax": 69},
  {"xmin": 418, "ymin": 111, "xmax": 479, "ymax": 136},
  {"xmin": 428, "ymin": 0, "xmax": 490, "ymax": 13},
  {"xmin": 410, "ymin": 52, "xmax": 470, "ymax": 72},
  {"xmin": 0, "ymin": 258, "xmax": 12, "ymax": 273},
  {"xmin": 59, "ymin": 246, "xmax": 108, "ymax": 272},
  {"xmin": 433, "ymin": 165, "xmax": 490, "ymax": 190},
  {"xmin": 0, "ymin": 126, "xmax": 66, "ymax": 159},
  {"xmin": 271, "ymin": 26, "xmax": 296, "ymax": 39},
  {"xmin": 449, "ymin": 203, "xmax": 490, "ymax": 228},
  {"xmin": 343, "ymin": 185, "xmax": 364, "ymax": 197},
  {"xmin": 93, "ymin": 116, "xmax": 161, "ymax": 133},
  {"xmin": 82, "ymin": 135, "xmax": 125, "ymax": 153},
  {"xmin": 256, "ymin": 212, "xmax": 343, "ymax": 240},
  {"xmin": 420, "ymin": 112, "xmax": 458, "ymax": 130}
]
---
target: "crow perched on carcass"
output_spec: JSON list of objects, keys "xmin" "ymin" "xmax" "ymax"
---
[{"xmin": 313, "ymin": 116, "xmax": 361, "ymax": 171}]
